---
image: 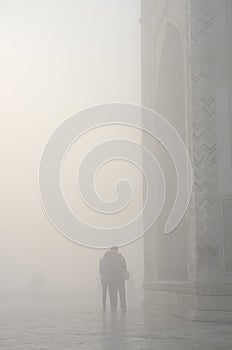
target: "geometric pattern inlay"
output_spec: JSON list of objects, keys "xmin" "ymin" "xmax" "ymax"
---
[{"xmin": 190, "ymin": 0, "xmax": 221, "ymax": 269}]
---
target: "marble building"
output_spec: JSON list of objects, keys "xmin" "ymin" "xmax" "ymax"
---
[{"xmin": 141, "ymin": 0, "xmax": 232, "ymax": 321}]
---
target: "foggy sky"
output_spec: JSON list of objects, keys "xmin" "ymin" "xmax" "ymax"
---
[{"xmin": 0, "ymin": 0, "xmax": 143, "ymax": 294}]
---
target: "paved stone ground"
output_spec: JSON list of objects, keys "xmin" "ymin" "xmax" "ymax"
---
[{"xmin": 1, "ymin": 293, "xmax": 232, "ymax": 349}]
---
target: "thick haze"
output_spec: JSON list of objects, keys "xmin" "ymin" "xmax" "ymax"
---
[{"xmin": 0, "ymin": 0, "xmax": 143, "ymax": 297}]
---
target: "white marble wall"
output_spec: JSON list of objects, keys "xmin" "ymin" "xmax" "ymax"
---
[{"xmin": 142, "ymin": 0, "xmax": 232, "ymax": 321}]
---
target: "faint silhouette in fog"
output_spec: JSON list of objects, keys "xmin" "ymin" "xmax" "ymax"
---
[
  {"xmin": 29, "ymin": 272, "xmax": 45, "ymax": 299},
  {"xmin": 100, "ymin": 247, "xmax": 128, "ymax": 312},
  {"xmin": 99, "ymin": 251, "xmax": 112, "ymax": 310}
]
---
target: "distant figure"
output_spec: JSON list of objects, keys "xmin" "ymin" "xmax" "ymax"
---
[
  {"xmin": 102, "ymin": 247, "xmax": 128, "ymax": 312},
  {"xmin": 109, "ymin": 247, "xmax": 128, "ymax": 312},
  {"xmin": 29, "ymin": 272, "xmax": 45, "ymax": 299},
  {"xmin": 99, "ymin": 251, "xmax": 112, "ymax": 311}
]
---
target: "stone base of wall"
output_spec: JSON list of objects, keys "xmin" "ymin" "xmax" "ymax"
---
[{"xmin": 144, "ymin": 282, "xmax": 232, "ymax": 322}]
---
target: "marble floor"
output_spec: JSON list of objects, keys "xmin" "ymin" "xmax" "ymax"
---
[{"xmin": 1, "ymin": 293, "xmax": 232, "ymax": 350}]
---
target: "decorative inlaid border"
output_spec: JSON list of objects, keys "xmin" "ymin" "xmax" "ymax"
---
[
  {"xmin": 221, "ymin": 197, "xmax": 232, "ymax": 272},
  {"xmin": 190, "ymin": 0, "xmax": 221, "ymax": 270}
]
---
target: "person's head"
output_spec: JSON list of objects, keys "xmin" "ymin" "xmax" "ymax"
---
[
  {"xmin": 104, "ymin": 251, "xmax": 111, "ymax": 260},
  {"xmin": 110, "ymin": 246, "xmax": 118, "ymax": 255}
]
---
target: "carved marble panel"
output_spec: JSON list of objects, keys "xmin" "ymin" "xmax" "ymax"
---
[{"xmin": 221, "ymin": 197, "xmax": 232, "ymax": 272}]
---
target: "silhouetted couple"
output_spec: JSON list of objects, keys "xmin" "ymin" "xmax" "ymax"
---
[{"xmin": 99, "ymin": 247, "xmax": 128, "ymax": 312}]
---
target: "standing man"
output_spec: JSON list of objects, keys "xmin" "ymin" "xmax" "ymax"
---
[{"xmin": 108, "ymin": 247, "xmax": 128, "ymax": 312}]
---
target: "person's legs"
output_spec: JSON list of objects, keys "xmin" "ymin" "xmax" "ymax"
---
[
  {"xmin": 101, "ymin": 280, "xmax": 107, "ymax": 310},
  {"xmin": 118, "ymin": 280, "xmax": 126, "ymax": 311},
  {"xmin": 109, "ymin": 280, "xmax": 117, "ymax": 311}
]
